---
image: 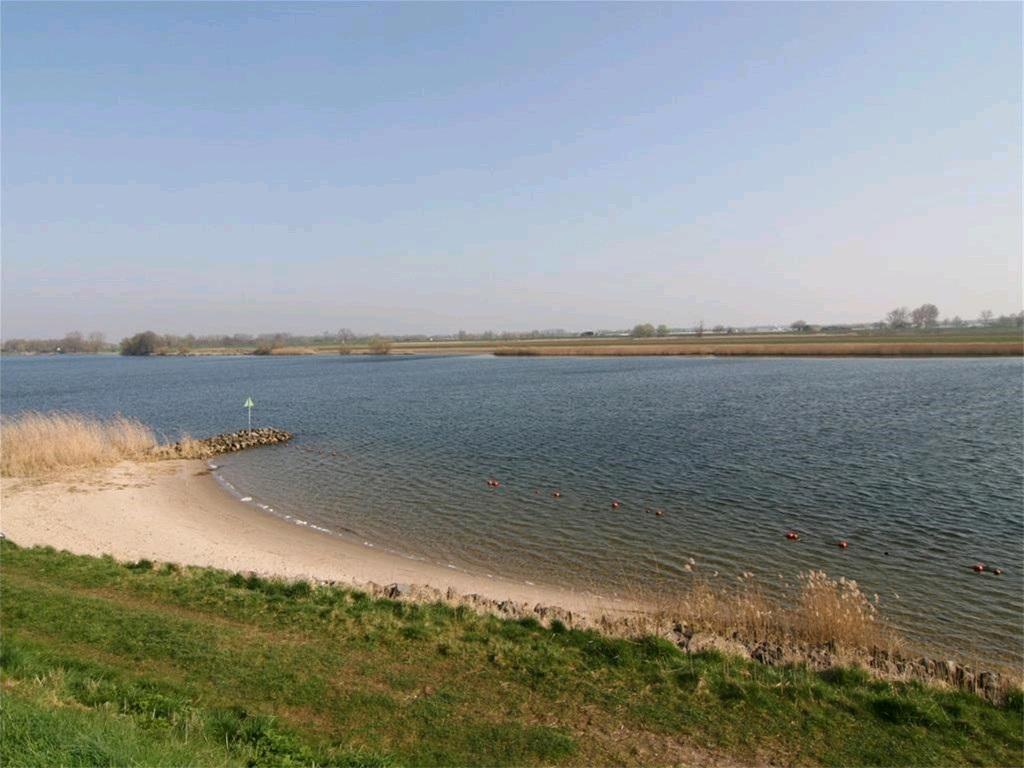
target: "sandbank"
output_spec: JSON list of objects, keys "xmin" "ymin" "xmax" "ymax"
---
[{"xmin": 0, "ymin": 460, "xmax": 638, "ymax": 619}]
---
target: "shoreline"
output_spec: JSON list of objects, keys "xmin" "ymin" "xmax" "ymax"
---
[
  {"xmin": 0, "ymin": 459, "xmax": 639, "ymax": 621},
  {"xmin": 2, "ymin": 458, "xmax": 1018, "ymax": 700},
  {"xmin": 3, "ymin": 335, "xmax": 1022, "ymax": 359}
]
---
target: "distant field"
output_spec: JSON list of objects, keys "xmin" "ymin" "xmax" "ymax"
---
[
  {"xmin": 180, "ymin": 329, "xmax": 1023, "ymax": 357},
  {"xmin": 6, "ymin": 329, "xmax": 1010, "ymax": 357}
]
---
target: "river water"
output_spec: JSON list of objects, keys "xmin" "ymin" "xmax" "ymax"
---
[{"xmin": 3, "ymin": 354, "xmax": 1021, "ymax": 666}]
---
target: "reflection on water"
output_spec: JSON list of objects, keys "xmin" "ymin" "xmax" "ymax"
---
[{"xmin": 3, "ymin": 354, "xmax": 1022, "ymax": 666}]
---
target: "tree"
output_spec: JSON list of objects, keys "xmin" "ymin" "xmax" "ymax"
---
[
  {"xmin": 655, "ymin": 324, "xmax": 670, "ymax": 337},
  {"xmin": 885, "ymin": 307, "xmax": 909, "ymax": 329},
  {"xmin": 910, "ymin": 303, "xmax": 939, "ymax": 329},
  {"xmin": 979, "ymin": 310, "xmax": 993, "ymax": 326},
  {"xmin": 695, "ymin": 320, "xmax": 704, "ymax": 338},
  {"xmin": 367, "ymin": 336, "xmax": 391, "ymax": 354},
  {"xmin": 790, "ymin": 320, "xmax": 809, "ymax": 333},
  {"xmin": 631, "ymin": 323, "xmax": 656, "ymax": 338},
  {"xmin": 120, "ymin": 331, "xmax": 160, "ymax": 356}
]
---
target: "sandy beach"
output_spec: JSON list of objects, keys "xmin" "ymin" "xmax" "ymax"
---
[{"xmin": 0, "ymin": 459, "xmax": 637, "ymax": 619}]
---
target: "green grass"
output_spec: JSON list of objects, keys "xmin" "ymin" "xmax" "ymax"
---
[{"xmin": 1, "ymin": 542, "xmax": 1020, "ymax": 767}]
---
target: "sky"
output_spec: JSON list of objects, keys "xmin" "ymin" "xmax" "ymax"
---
[{"xmin": 2, "ymin": 2, "xmax": 1021, "ymax": 339}]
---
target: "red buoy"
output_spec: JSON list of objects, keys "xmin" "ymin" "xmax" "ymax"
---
[
  {"xmin": 611, "ymin": 500, "xmax": 621, "ymax": 509},
  {"xmin": 837, "ymin": 540, "xmax": 849, "ymax": 549},
  {"xmin": 972, "ymin": 563, "xmax": 985, "ymax": 573},
  {"xmin": 786, "ymin": 531, "xmax": 800, "ymax": 541}
]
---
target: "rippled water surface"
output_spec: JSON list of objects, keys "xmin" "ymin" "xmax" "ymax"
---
[{"xmin": 3, "ymin": 354, "xmax": 1022, "ymax": 665}]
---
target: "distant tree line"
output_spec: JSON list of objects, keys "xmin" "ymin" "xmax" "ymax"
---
[
  {"xmin": 630, "ymin": 324, "xmax": 671, "ymax": 338},
  {"xmin": 1, "ymin": 331, "xmax": 111, "ymax": 355},
  {"xmin": 5, "ymin": 313, "xmax": 1022, "ymax": 356},
  {"xmin": 882, "ymin": 306, "xmax": 1022, "ymax": 330},
  {"xmin": 113, "ymin": 328, "xmax": 584, "ymax": 355}
]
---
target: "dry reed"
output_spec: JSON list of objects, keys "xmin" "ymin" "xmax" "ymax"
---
[
  {"xmin": 494, "ymin": 342, "xmax": 1022, "ymax": 357},
  {"xmin": 1, "ymin": 411, "xmax": 159, "ymax": 477},
  {"xmin": 639, "ymin": 570, "xmax": 900, "ymax": 652},
  {"xmin": 268, "ymin": 346, "xmax": 318, "ymax": 355},
  {"xmin": 149, "ymin": 433, "xmax": 212, "ymax": 461}
]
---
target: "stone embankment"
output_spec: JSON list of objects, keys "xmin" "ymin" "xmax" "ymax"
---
[
  {"xmin": 156, "ymin": 428, "xmax": 293, "ymax": 460},
  {"xmin": 356, "ymin": 580, "xmax": 1015, "ymax": 704}
]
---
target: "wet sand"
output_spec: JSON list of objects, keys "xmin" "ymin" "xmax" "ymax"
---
[{"xmin": 0, "ymin": 459, "xmax": 637, "ymax": 618}]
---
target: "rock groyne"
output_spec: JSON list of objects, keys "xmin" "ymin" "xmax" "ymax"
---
[{"xmin": 156, "ymin": 428, "xmax": 293, "ymax": 459}]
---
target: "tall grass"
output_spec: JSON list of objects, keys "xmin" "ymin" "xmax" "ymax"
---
[
  {"xmin": 640, "ymin": 570, "xmax": 898, "ymax": 652},
  {"xmin": 0, "ymin": 412, "xmax": 158, "ymax": 477},
  {"xmin": 795, "ymin": 570, "xmax": 888, "ymax": 647}
]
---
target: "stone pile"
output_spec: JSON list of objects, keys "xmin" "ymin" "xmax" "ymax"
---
[{"xmin": 157, "ymin": 428, "xmax": 293, "ymax": 459}]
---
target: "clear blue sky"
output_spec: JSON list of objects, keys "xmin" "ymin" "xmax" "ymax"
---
[{"xmin": 2, "ymin": 2, "xmax": 1020, "ymax": 338}]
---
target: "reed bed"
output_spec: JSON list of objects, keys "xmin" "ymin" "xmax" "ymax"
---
[
  {"xmin": 149, "ymin": 433, "xmax": 211, "ymax": 461},
  {"xmin": 634, "ymin": 569, "xmax": 900, "ymax": 653},
  {"xmin": 494, "ymin": 341, "xmax": 1023, "ymax": 357},
  {"xmin": 268, "ymin": 346, "xmax": 318, "ymax": 355},
  {"xmin": 1, "ymin": 412, "xmax": 159, "ymax": 477},
  {"xmin": 0, "ymin": 412, "xmax": 216, "ymax": 476}
]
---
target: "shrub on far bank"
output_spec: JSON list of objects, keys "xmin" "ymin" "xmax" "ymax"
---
[
  {"xmin": 120, "ymin": 332, "xmax": 160, "ymax": 356},
  {"xmin": 367, "ymin": 337, "xmax": 391, "ymax": 355}
]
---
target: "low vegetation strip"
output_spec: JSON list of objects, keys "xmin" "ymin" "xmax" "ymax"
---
[
  {"xmin": 494, "ymin": 341, "xmax": 1023, "ymax": 357},
  {"xmin": 0, "ymin": 412, "xmax": 158, "ymax": 477},
  {"xmin": 1, "ymin": 542, "xmax": 1020, "ymax": 767},
  {"xmin": 0, "ymin": 412, "xmax": 292, "ymax": 476}
]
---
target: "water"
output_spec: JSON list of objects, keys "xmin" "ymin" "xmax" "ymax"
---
[{"xmin": 3, "ymin": 354, "xmax": 1022, "ymax": 666}]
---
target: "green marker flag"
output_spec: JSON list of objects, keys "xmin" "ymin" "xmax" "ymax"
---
[{"xmin": 244, "ymin": 397, "xmax": 255, "ymax": 430}]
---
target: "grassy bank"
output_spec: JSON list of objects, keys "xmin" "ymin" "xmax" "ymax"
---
[{"xmin": 1, "ymin": 542, "xmax": 1020, "ymax": 767}]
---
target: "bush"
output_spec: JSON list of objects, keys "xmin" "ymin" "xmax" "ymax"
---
[
  {"xmin": 367, "ymin": 337, "xmax": 391, "ymax": 355},
  {"xmin": 252, "ymin": 345, "xmax": 274, "ymax": 356},
  {"xmin": 120, "ymin": 332, "xmax": 160, "ymax": 356}
]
